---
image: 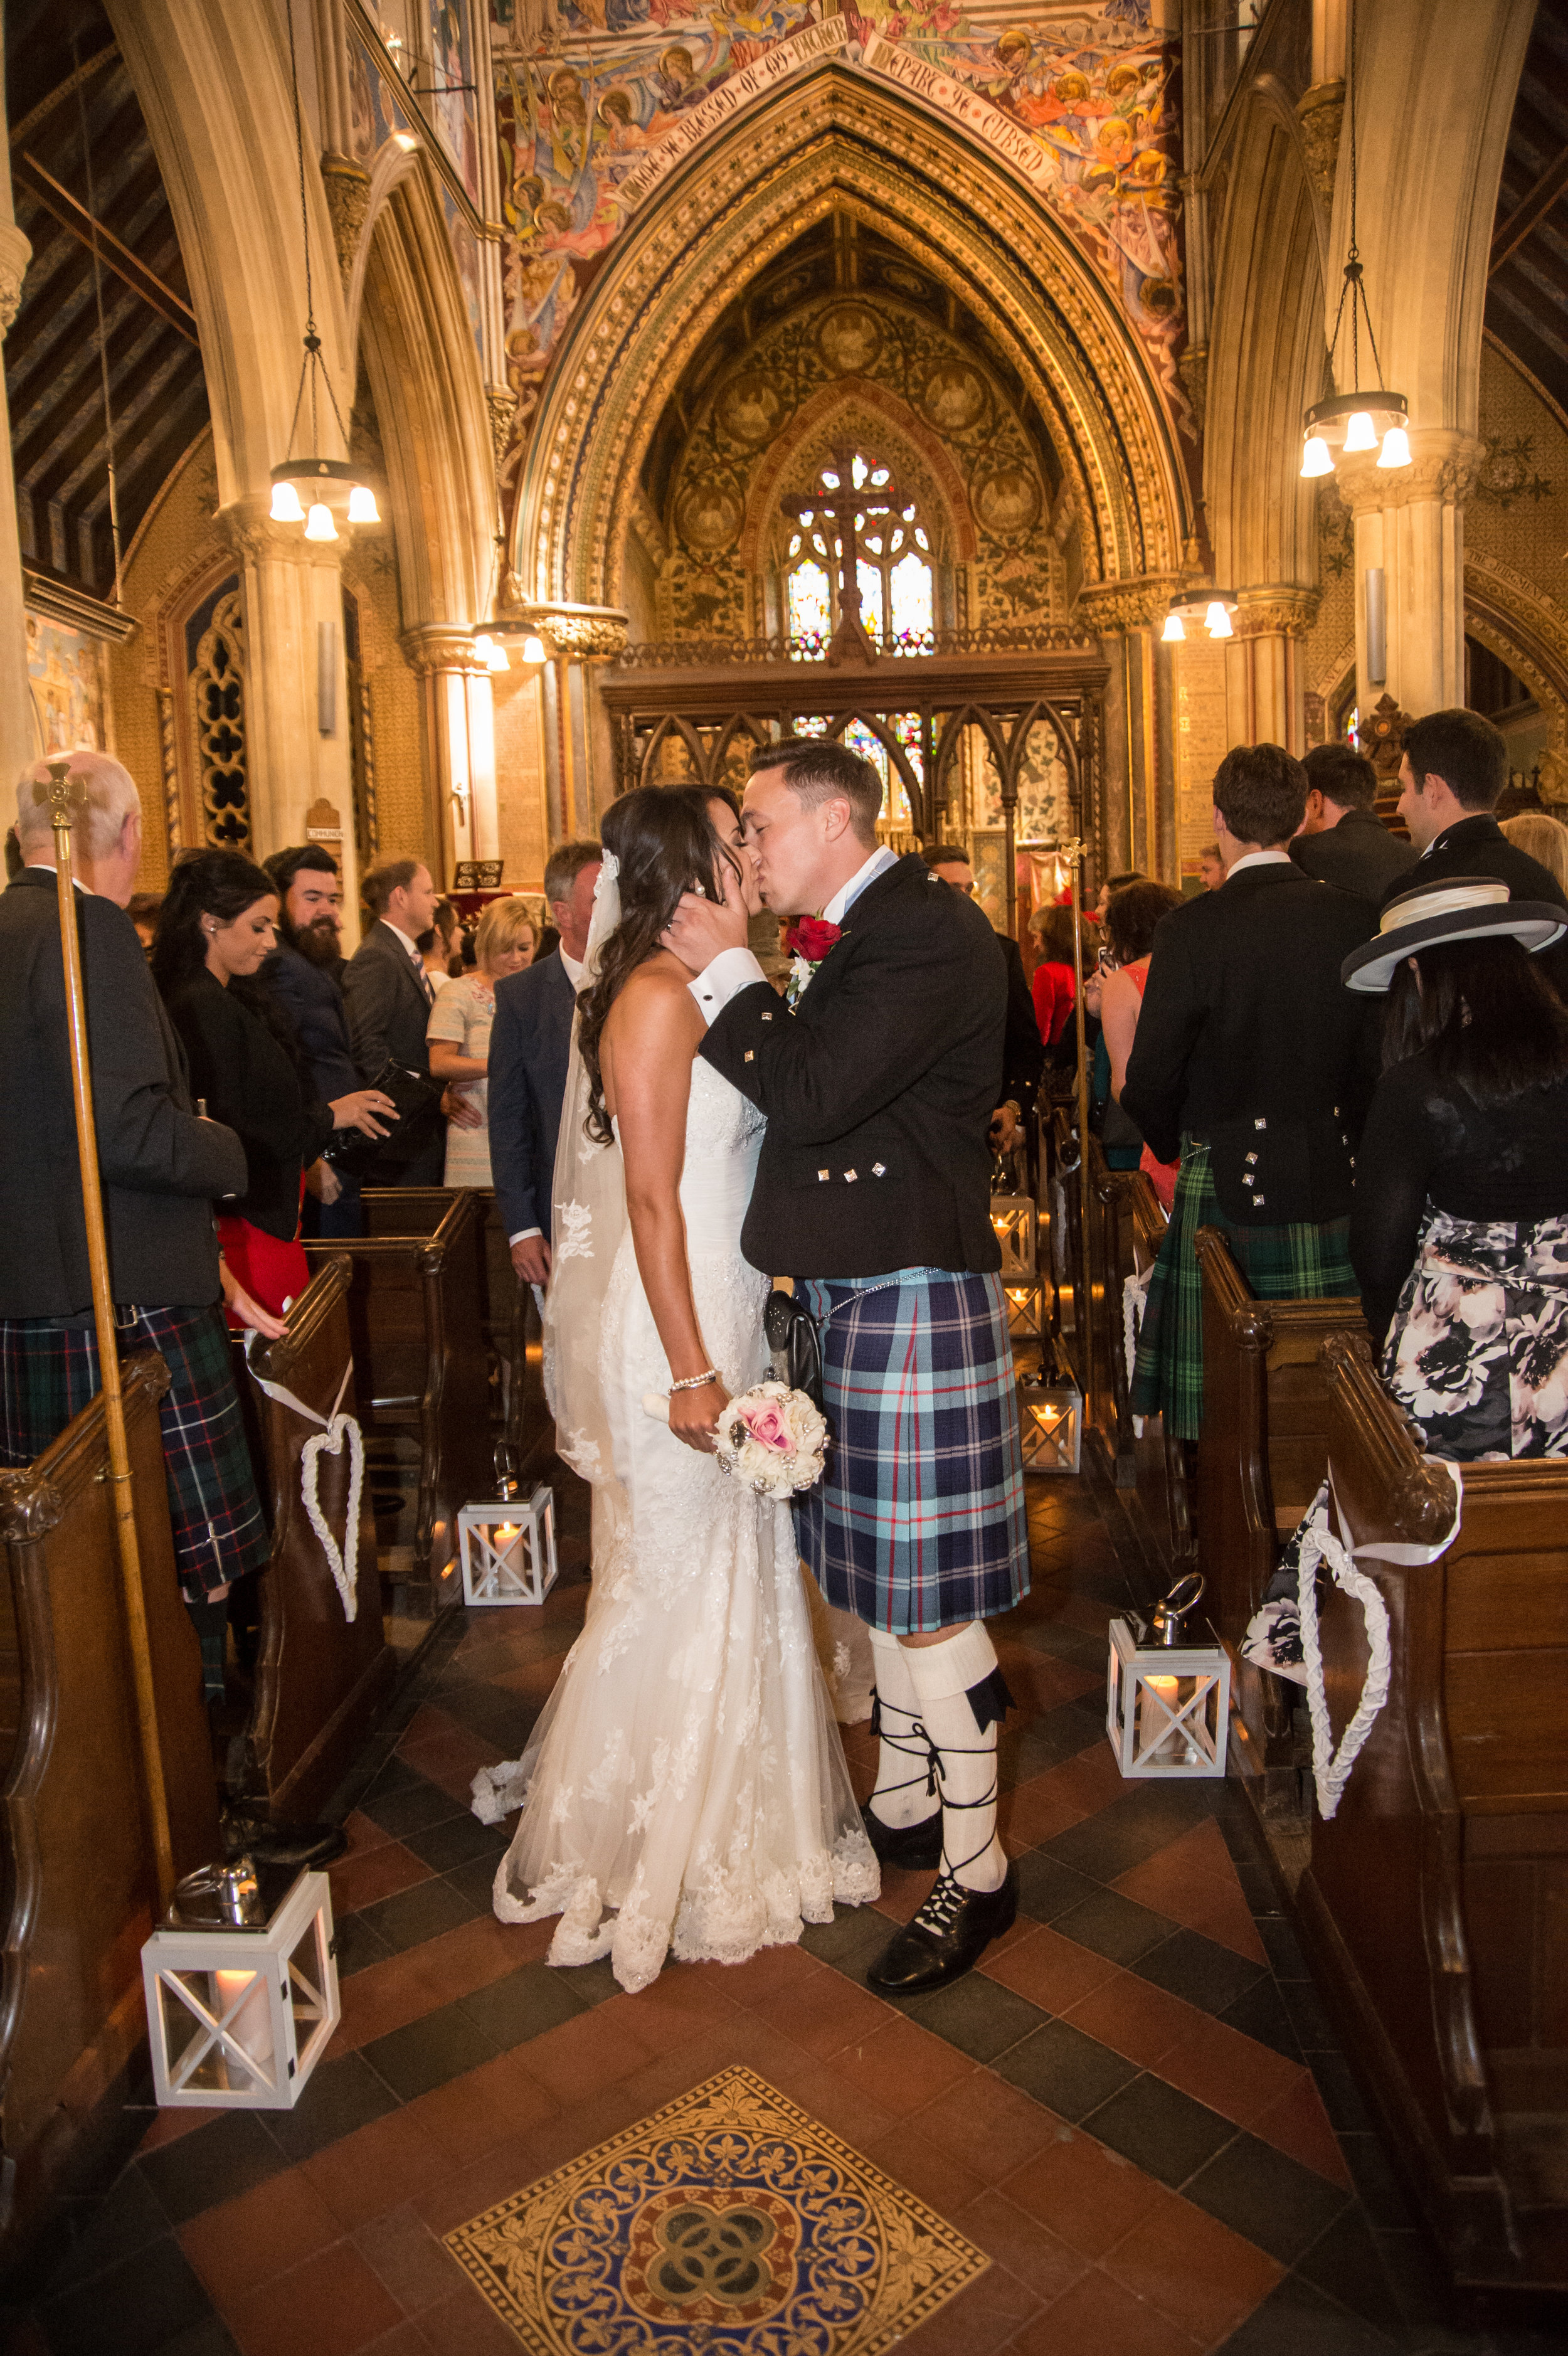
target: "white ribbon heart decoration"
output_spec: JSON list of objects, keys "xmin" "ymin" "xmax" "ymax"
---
[{"xmin": 244, "ymin": 1342, "xmax": 362, "ymax": 1623}]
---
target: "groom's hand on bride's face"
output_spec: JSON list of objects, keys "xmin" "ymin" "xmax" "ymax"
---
[{"xmin": 661, "ymin": 862, "xmax": 750, "ymax": 972}]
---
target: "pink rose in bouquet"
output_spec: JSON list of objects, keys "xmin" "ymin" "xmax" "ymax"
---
[
  {"xmin": 741, "ymin": 1401, "xmax": 792, "ymax": 1451},
  {"xmin": 714, "ymin": 1380, "xmax": 828, "ymax": 1497}
]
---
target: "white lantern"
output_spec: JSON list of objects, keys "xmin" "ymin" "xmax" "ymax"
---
[
  {"xmin": 1017, "ymin": 1374, "xmax": 1081, "ymax": 1473},
  {"xmin": 1106, "ymin": 1606, "xmax": 1231, "ymax": 1780},
  {"xmin": 141, "ymin": 1865, "xmax": 339, "ymax": 2109},
  {"xmin": 990, "ymin": 1194, "xmax": 1037, "ymax": 1283},
  {"xmin": 458, "ymin": 1482, "xmax": 557, "ymax": 1606},
  {"xmin": 1005, "ymin": 1281, "xmax": 1047, "ymax": 1345}
]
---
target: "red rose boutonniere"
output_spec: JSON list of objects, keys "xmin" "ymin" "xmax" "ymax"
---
[{"xmin": 782, "ymin": 916, "xmax": 843, "ymax": 1007}]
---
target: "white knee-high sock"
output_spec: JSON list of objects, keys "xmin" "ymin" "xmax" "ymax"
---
[
  {"xmin": 867, "ymin": 1627, "xmax": 938, "ymax": 1830},
  {"xmin": 905, "ymin": 1621, "xmax": 1007, "ymax": 1894}
]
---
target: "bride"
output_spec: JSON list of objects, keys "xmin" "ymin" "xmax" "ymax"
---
[{"xmin": 473, "ymin": 785, "xmax": 877, "ymax": 1993}]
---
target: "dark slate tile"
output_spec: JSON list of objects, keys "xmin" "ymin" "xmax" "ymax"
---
[
  {"xmin": 135, "ymin": 2112, "xmax": 285, "ymax": 2227},
  {"xmin": 1369, "ymin": 2227, "xmax": 1464, "ymax": 2334},
  {"xmin": 904, "ymin": 1973, "xmax": 1046, "ymax": 2064},
  {"xmin": 1186, "ymin": 2128, "xmax": 1352, "ymax": 2266},
  {"xmin": 1051, "ymin": 1886, "xmax": 1174, "ymax": 1966},
  {"xmin": 1013, "ymin": 1852, "xmax": 1102, "ymax": 1928},
  {"xmin": 1339, "ymin": 2134, "xmax": 1418, "ymax": 2232},
  {"xmin": 36, "ymin": 2167, "xmax": 169, "ymax": 2291},
  {"xmin": 1258, "ymin": 1916, "xmax": 1311, "ymax": 1980},
  {"xmin": 357, "ymin": 1778, "xmax": 467, "ymax": 1839},
  {"xmin": 994, "ymin": 2020, "xmax": 1140, "ymax": 2121},
  {"xmin": 1016, "ymin": 1620, "xmax": 1108, "ymax": 1673},
  {"xmin": 1006, "ymin": 1704, "xmax": 1105, "ymax": 1780},
  {"xmin": 560, "ymin": 1957, "xmax": 623, "ymax": 2008},
  {"xmin": 332, "ymin": 1909, "xmax": 393, "ymax": 1980},
  {"xmin": 1080, "ymin": 2072, "xmax": 1236, "ymax": 2187},
  {"xmin": 457, "ymin": 1963, "xmax": 588, "ymax": 2049},
  {"xmin": 36, "ymin": 2234, "xmax": 213, "ymax": 2356},
  {"xmin": 363, "ymin": 2005, "xmax": 500, "ymax": 2103},
  {"xmin": 357, "ymin": 1875, "xmax": 480, "ymax": 1956},
  {"xmin": 261, "ymin": 2049, "xmax": 400, "ymax": 2163},
  {"xmin": 437, "ymin": 1683, "xmax": 536, "ymax": 1748},
  {"xmin": 800, "ymin": 1903, "xmax": 893, "ymax": 1977},
  {"xmin": 1233, "ymin": 1859, "xmax": 1279, "ymax": 1916},
  {"xmin": 1279, "ymin": 1977, "xmax": 1338, "ymax": 2051},
  {"xmin": 1295, "ymin": 2204, "xmax": 1407, "ymax": 2336},
  {"xmin": 1133, "ymin": 1926, "xmax": 1266, "ymax": 2015},
  {"xmin": 445, "ymin": 1852, "xmax": 506, "ymax": 1913},
  {"xmin": 1214, "ymin": 2271, "xmax": 1400, "ymax": 2355},
  {"xmin": 363, "ymin": 1752, "xmax": 425, "ymax": 1798},
  {"xmin": 157, "ymin": 2321, "xmax": 243, "ymax": 2356},
  {"xmin": 1306, "ymin": 2050, "xmax": 1375, "ymax": 2134},
  {"xmin": 1219, "ymin": 1973, "xmax": 1303, "ymax": 2062},
  {"xmin": 401, "ymin": 1812, "xmax": 511, "ymax": 1873}
]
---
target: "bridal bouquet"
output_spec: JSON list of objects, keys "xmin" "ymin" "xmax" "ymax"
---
[{"xmin": 715, "ymin": 1380, "xmax": 828, "ymax": 1498}]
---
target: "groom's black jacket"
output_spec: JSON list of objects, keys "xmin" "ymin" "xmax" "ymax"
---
[{"xmin": 700, "ymin": 855, "xmax": 1006, "ymax": 1278}]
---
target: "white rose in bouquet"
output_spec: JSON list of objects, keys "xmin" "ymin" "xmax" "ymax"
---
[{"xmin": 714, "ymin": 1379, "xmax": 828, "ymax": 1498}]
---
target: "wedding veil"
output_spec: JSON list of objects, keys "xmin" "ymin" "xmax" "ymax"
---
[{"xmin": 542, "ymin": 854, "xmax": 627, "ymax": 1512}]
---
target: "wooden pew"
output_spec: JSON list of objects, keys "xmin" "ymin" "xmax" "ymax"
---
[
  {"xmin": 0, "ymin": 1355, "xmax": 220, "ymax": 2264},
  {"xmin": 234, "ymin": 1260, "xmax": 397, "ymax": 1822},
  {"xmin": 1295, "ymin": 1330, "xmax": 1568, "ymax": 2291},
  {"xmin": 1194, "ymin": 1228, "xmax": 1365, "ymax": 1818},
  {"xmin": 302, "ymin": 1190, "xmax": 492, "ymax": 1617}
]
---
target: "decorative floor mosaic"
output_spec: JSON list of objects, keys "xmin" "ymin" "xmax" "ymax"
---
[{"xmin": 444, "ymin": 2064, "xmax": 989, "ymax": 2354}]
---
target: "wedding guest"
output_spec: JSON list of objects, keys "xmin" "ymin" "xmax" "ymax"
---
[
  {"xmin": 1095, "ymin": 868, "xmax": 1144, "ymax": 921},
  {"xmin": 1124, "ymin": 743, "xmax": 1376, "ymax": 1441},
  {"xmin": 428, "ymin": 896, "xmax": 538, "ymax": 1187},
  {"xmin": 1392, "ymin": 710, "xmax": 1568, "ymax": 969},
  {"xmin": 417, "ymin": 896, "xmax": 462, "ymax": 990},
  {"xmin": 154, "ymin": 851, "xmax": 394, "ymax": 1320},
  {"xmin": 1290, "ymin": 741, "xmax": 1415, "ymax": 902},
  {"xmin": 344, "ymin": 859, "xmax": 453, "ymax": 1186},
  {"xmin": 1197, "ymin": 842, "xmax": 1225, "ymax": 891},
  {"xmin": 262, "ymin": 844, "xmax": 364, "ymax": 1237},
  {"xmin": 1099, "ymin": 878, "xmax": 1182, "ymax": 1209},
  {"xmin": 1502, "ymin": 810, "xmax": 1568, "ymax": 897},
  {"xmin": 1029, "ymin": 903, "xmax": 1079, "ymax": 1048},
  {"xmin": 924, "ymin": 846, "xmax": 1044, "ymax": 1153},
  {"xmin": 127, "ymin": 889, "xmax": 162, "ymax": 957},
  {"xmin": 490, "ymin": 842, "xmax": 602, "ymax": 1285}
]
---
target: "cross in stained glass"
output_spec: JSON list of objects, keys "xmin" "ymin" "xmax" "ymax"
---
[{"xmin": 781, "ymin": 445, "xmax": 907, "ymax": 657}]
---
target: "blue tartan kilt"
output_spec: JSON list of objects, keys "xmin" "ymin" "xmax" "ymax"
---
[
  {"xmin": 0, "ymin": 1304, "xmax": 270, "ymax": 1598},
  {"xmin": 795, "ymin": 1268, "xmax": 1030, "ymax": 1635}
]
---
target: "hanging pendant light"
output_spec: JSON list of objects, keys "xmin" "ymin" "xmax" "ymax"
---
[
  {"xmin": 1162, "ymin": 586, "xmax": 1239, "ymax": 643},
  {"xmin": 268, "ymin": 13, "xmax": 381, "ymax": 536},
  {"xmin": 474, "ymin": 533, "xmax": 553, "ymax": 670},
  {"xmin": 1299, "ymin": 1, "xmax": 1411, "ymax": 480}
]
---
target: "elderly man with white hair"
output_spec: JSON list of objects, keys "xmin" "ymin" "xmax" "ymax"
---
[{"xmin": 0, "ymin": 753, "xmax": 342, "ymax": 1868}]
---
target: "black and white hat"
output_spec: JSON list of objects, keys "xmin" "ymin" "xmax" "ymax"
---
[{"xmin": 1341, "ymin": 876, "xmax": 1567, "ymax": 994}]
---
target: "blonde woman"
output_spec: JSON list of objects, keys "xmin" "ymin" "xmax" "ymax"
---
[
  {"xmin": 427, "ymin": 896, "xmax": 538, "ymax": 1184},
  {"xmin": 1501, "ymin": 811, "xmax": 1568, "ymax": 898}
]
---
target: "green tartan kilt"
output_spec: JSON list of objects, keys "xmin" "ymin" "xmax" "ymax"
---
[{"xmin": 1130, "ymin": 1139, "xmax": 1357, "ymax": 1441}]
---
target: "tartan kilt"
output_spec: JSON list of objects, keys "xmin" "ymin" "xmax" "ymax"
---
[
  {"xmin": 0, "ymin": 1304, "xmax": 270, "ymax": 1598},
  {"xmin": 1130, "ymin": 1140, "xmax": 1357, "ymax": 1443},
  {"xmin": 795, "ymin": 1268, "xmax": 1030, "ymax": 1635}
]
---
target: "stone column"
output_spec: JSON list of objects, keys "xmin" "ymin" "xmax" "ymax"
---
[
  {"xmin": 1224, "ymin": 590, "xmax": 1320, "ymax": 754},
  {"xmin": 401, "ymin": 625, "xmax": 499, "ymax": 878},
  {"xmin": 1340, "ymin": 432, "xmax": 1480, "ymax": 718},
  {"xmin": 0, "ymin": 24, "xmax": 34, "ymax": 792},
  {"xmin": 532, "ymin": 607, "xmax": 630, "ymax": 841},
  {"xmin": 218, "ymin": 498, "xmax": 354, "ymax": 868},
  {"xmin": 1078, "ymin": 581, "xmax": 1175, "ymax": 882}
]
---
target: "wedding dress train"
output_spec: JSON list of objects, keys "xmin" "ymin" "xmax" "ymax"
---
[{"xmin": 472, "ymin": 1058, "xmax": 878, "ymax": 1993}]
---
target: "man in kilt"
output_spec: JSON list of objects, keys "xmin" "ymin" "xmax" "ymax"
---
[
  {"xmin": 0, "ymin": 755, "xmax": 271, "ymax": 1710},
  {"xmin": 667, "ymin": 739, "xmax": 1029, "ymax": 1993},
  {"xmin": 1123, "ymin": 741, "xmax": 1377, "ymax": 1441}
]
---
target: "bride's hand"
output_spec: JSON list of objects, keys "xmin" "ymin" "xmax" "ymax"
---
[{"xmin": 668, "ymin": 1377, "xmax": 730, "ymax": 1454}]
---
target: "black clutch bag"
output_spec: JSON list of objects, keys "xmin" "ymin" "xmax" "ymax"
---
[
  {"xmin": 763, "ymin": 1288, "xmax": 825, "ymax": 1412},
  {"xmin": 320, "ymin": 1059, "xmax": 442, "ymax": 1177}
]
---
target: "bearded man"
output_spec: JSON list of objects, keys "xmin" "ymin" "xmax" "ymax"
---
[{"xmin": 262, "ymin": 844, "xmax": 361, "ymax": 1238}]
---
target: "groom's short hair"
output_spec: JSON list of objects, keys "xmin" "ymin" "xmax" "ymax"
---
[{"xmin": 750, "ymin": 737, "xmax": 884, "ymax": 846}]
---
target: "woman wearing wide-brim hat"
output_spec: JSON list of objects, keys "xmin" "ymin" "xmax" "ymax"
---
[{"xmin": 1245, "ymin": 877, "xmax": 1568, "ymax": 1681}]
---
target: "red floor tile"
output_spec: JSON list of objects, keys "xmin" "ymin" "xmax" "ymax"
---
[
  {"xmin": 137, "ymin": 2102, "xmax": 225, "ymax": 2154},
  {"xmin": 1103, "ymin": 2184, "xmax": 1285, "ymax": 2342},
  {"xmin": 302, "ymin": 2106, "xmax": 447, "ymax": 2233},
  {"xmin": 400, "ymin": 2048, "xmax": 561, "ymax": 2167},
  {"xmin": 746, "ymin": 1960, "xmax": 893, "ymax": 2058},
  {"xmin": 1036, "ymin": 1744, "xmax": 1128, "ymax": 1815},
  {"xmin": 341, "ymin": 1809, "xmax": 395, "ymax": 1859},
  {"xmin": 979, "ymin": 1921, "xmax": 1120, "ymax": 2013},
  {"xmin": 863, "ymin": 2122, "xmax": 987, "ymax": 2219},
  {"xmin": 228, "ymin": 2241, "xmax": 406, "ymax": 2356},
  {"xmin": 999, "ymin": 1775, "xmax": 1091, "ymax": 1847},
  {"xmin": 1113, "ymin": 1823, "xmax": 1268, "ymax": 1966},
  {"xmin": 326, "ymin": 1948, "xmax": 453, "ymax": 2058},
  {"xmin": 1153, "ymin": 2010, "xmax": 1308, "ymax": 2130},
  {"xmin": 953, "ymin": 2185, "xmax": 1089, "ymax": 2305},
  {"xmin": 829, "ymin": 2013, "xmax": 980, "ymax": 2116},
  {"xmin": 1001, "ymin": 2122, "xmax": 1168, "ymax": 2259},
  {"xmin": 1059, "ymin": 1967, "xmax": 1207, "ymax": 2068},
  {"xmin": 411, "ymin": 2281, "xmax": 532, "ymax": 2355},
  {"xmin": 179, "ymin": 2169, "xmax": 341, "ymax": 2307},
  {"xmin": 328, "ymin": 1840, "xmax": 433, "ymax": 1916},
  {"xmin": 1249, "ymin": 2067, "xmax": 1354, "ymax": 2189},
  {"xmin": 1012, "ymin": 2266, "xmax": 1203, "ymax": 2355},
  {"xmin": 352, "ymin": 2204, "xmax": 467, "ymax": 2316},
  {"xmin": 890, "ymin": 2256, "xmax": 1041, "ymax": 2356},
  {"xmin": 909, "ymin": 2069, "xmax": 1062, "ymax": 2185},
  {"xmin": 872, "ymin": 1864, "xmax": 934, "ymax": 1923},
  {"xmin": 519, "ymin": 1995, "xmax": 660, "ymax": 2106}
]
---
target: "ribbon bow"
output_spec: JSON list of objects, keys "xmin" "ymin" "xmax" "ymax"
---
[{"xmin": 244, "ymin": 1339, "xmax": 363, "ymax": 1623}]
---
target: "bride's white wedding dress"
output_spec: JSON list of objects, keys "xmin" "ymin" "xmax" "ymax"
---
[{"xmin": 472, "ymin": 1056, "xmax": 878, "ymax": 1994}]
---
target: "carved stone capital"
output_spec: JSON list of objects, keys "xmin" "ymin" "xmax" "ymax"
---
[
  {"xmin": 536, "ymin": 607, "xmax": 631, "ymax": 661},
  {"xmin": 320, "ymin": 154, "xmax": 373, "ymax": 290},
  {"xmin": 1076, "ymin": 576, "xmax": 1180, "ymax": 635},
  {"xmin": 1336, "ymin": 430, "xmax": 1485, "ymax": 516},
  {"xmin": 1295, "ymin": 80, "xmax": 1345, "ymax": 213},
  {"xmin": 216, "ymin": 496, "xmax": 344, "ymax": 571},
  {"xmin": 1234, "ymin": 586, "xmax": 1321, "ymax": 640},
  {"xmin": 1177, "ymin": 344, "xmax": 1209, "ymax": 437},
  {"xmin": 485, "ymin": 383, "xmax": 520, "ymax": 476},
  {"xmin": 401, "ymin": 625, "xmax": 489, "ymax": 677},
  {"xmin": 0, "ymin": 220, "xmax": 31, "ymax": 339}
]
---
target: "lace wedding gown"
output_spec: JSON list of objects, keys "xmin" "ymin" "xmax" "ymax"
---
[{"xmin": 472, "ymin": 1057, "xmax": 878, "ymax": 1993}]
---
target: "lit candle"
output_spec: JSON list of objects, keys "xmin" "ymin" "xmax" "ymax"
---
[{"xmin": 213, "ymin": 1968, "xmax": 273, "ymax": 2091}]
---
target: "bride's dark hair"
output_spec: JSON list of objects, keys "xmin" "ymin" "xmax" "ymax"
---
[{"xmin": 578, "ymin": 783, "xmax": 743, "ymax": 1144}]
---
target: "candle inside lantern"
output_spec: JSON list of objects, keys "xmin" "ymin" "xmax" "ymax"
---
[
  {"xmin": 213, "ymin": 1966, "xmax": 273, "ymax": 2090},
  {"xmin": 1140, "ymin": 1673, "xmax": 1201, "ymax": 1766}
]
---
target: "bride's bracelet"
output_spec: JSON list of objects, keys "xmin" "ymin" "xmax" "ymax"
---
[{"xmin": 669, "ymin": 1367, "xmax": 720, "ymax": 1393}]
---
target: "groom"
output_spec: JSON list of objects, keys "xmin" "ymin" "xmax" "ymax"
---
[{"xmin": 665, "ymin": 738, "xmax": 1030, "ymax": 1992}]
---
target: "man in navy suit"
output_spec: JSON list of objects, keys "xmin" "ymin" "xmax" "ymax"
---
[
  {"xmin": 263, "ymin": 844, "xmax": 363, "ymax": 1236},
  {"xmin": 489, "ymin": 842, "xmax": 602, "ymax": 1284}
]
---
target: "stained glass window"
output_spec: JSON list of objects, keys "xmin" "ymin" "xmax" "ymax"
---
[
  {"xmin": 837, "ymin": 713, "xmax": 921, "ymax": 832},
  {"xmin": 781, "ymin": 453, "xmax": 934, "ymax": 657},
  {"xmin": 786, "ymin": 561, "xmax": 832, "ymax": 652}
]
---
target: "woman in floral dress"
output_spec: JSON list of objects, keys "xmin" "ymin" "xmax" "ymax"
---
[{"xmin": 426, "ymin": 896, "xmax": 537, "ymax": 1187}]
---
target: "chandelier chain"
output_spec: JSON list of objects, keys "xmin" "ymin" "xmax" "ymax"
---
[
  {"xmin": 72, "ymin": 29, "xmax": 124, "ymax": 607},
  {"xmin": 284, "ymin": 0, "xmax": 349, "ymax": 462}
]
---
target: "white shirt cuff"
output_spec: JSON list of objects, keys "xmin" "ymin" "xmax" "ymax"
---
[
  {"xmin": 509, "ymin": 1227, "xmax": 542, "ymax": 1244},
  {"xmin": 687, "ymin": 947, "xmax": 766, "ymax": 1026}
]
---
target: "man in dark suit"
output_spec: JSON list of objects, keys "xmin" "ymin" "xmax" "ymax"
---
[
  {"xmin": 263, "ymin": 843, "xmax": 364, "ymax": 1236},
  {"xmin": 922, "ymin": 844, "xmax": 1045, "ymax": 1153},
  {"xmin": 1123, "ymin": 741, "xmax": 1375, "ymax": 1444},
  {"xmin": 343, "ymin": 857, "xmax": 447, "ymax": 1186},
  {"xmin": 1391, "ymin": 706, "xmax": 1568, "ymax": 918},
  {"xmin": 489, "ymin": 841, "xmax": 601, "ymax": 1285},
  {"xmin": 669, "ymin": 739, "xmax": 1028, "ymax": 1997},
  {"xmin": 1290, "ymin": 741, "xmax": 1416, "ymax": 901}
]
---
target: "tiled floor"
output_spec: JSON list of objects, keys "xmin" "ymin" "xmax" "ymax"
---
[{"xmin": 3, "ymin": 1461, "xmax": 1564, "ymax": 2355}]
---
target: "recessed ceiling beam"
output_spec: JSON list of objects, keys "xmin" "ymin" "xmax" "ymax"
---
[
  {"xmin": 8, "ymin": 42, "xmax": 119, "ymax": 149},
  {"xmin": 1490, "ymin": 142, "xmax": 1568, "ymax": 274},
  {"xmin": 12, "ymin": 151, "xmax": 198, "ymax": 342}
]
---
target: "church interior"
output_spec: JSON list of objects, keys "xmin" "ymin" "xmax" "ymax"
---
[{"xmin": 6, "ymin": 1, "xmax": 1568, "ymax": 2350}]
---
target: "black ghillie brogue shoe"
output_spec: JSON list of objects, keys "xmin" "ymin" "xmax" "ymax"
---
[
  {"xmin": 865, "ymin": 1862, "xmax": 1019, "ymax": 1995},
  {"xmin": 221, "ymin": 1811, "xmax": 347, "ymax": 1870},
  {"xmin": 860, "ymin": 1801, "xmax": 943, "ymax": 1872}
]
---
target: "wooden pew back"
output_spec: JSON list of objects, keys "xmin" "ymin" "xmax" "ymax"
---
[
  {"xmin": 0, "ymin": 1357, "xmax": 219, "ymax": 2261},
  {"xmin": 1296, "ymin": 1330, "xmax": 1568, "ymax": 2289}
]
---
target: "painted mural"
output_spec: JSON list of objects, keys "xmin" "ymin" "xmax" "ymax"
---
[
  {"xmin": 26, "ymin": 614, "xmax": 106, "ymax": 759},
  {"xmin": 348, "ymin": 18, "xmax": 486, "ymax": 362},
  {"xmin": 488, "ymin": 0, "xmax": 1184, "ymax": 457}
]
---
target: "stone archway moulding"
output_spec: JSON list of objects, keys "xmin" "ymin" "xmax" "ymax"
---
[
  {"xmin": 514, "ymin": 69, "xmax": 1188, "ymax": 617},
  {"xmin": 736, "ymin": 377, "xmax": 980, "ymax": 573}
]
